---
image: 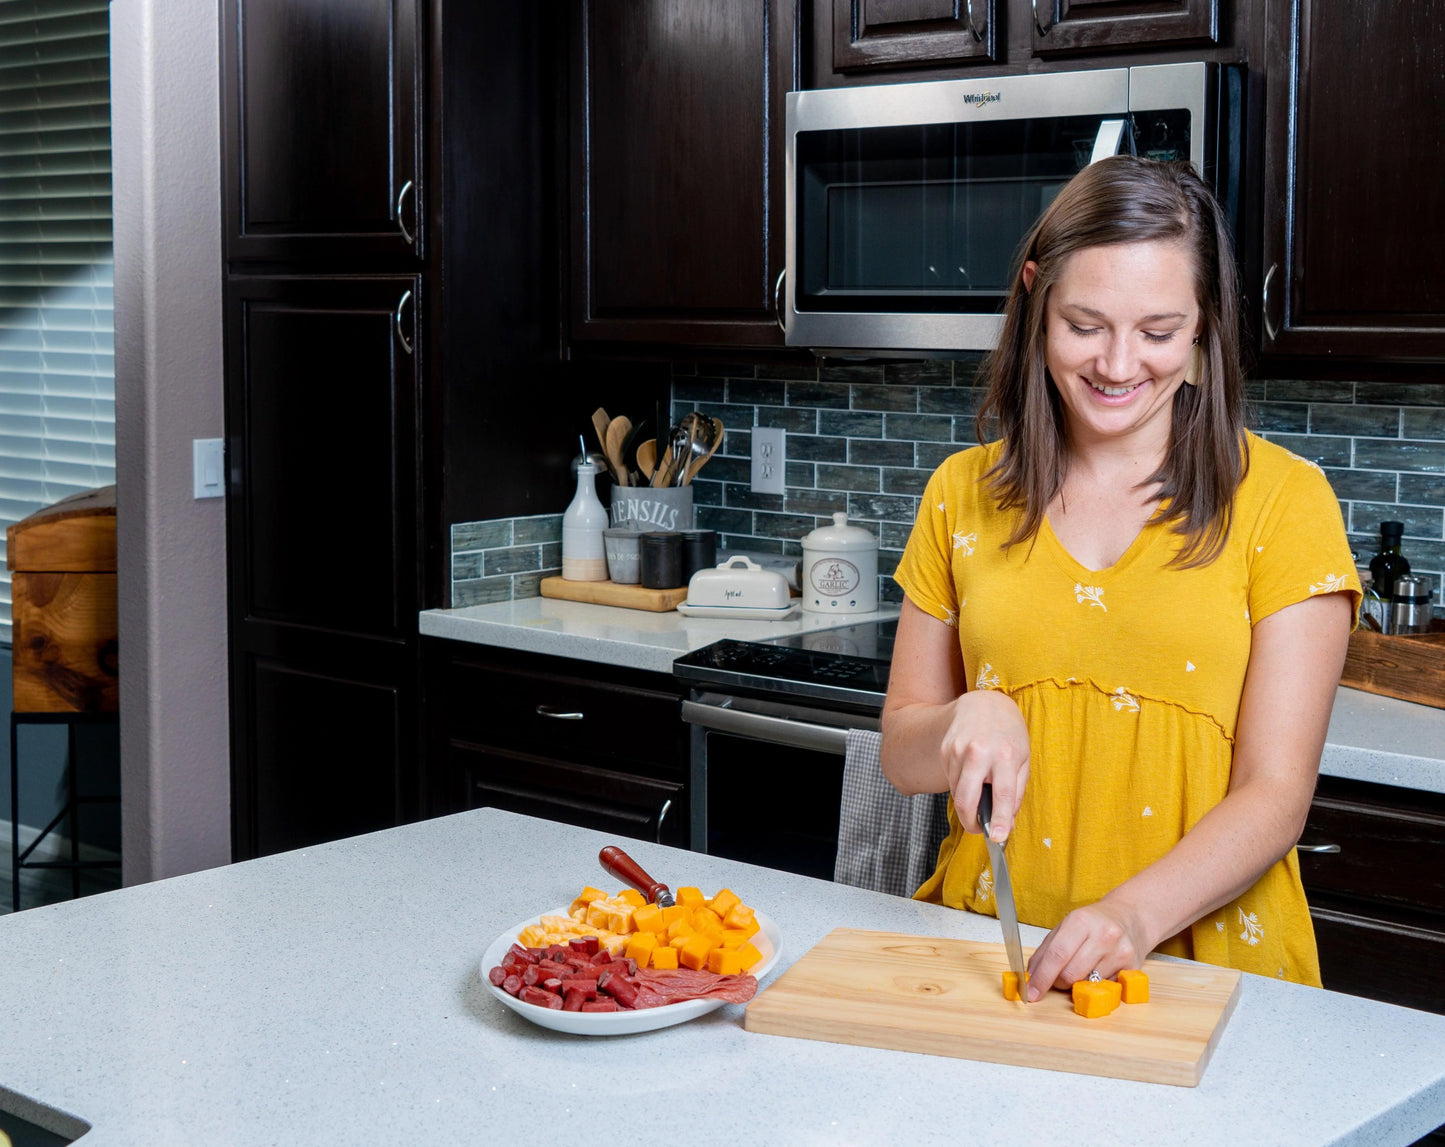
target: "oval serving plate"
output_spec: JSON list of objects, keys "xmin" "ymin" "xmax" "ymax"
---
[{"xmin": 480, "ymin": 907, "xmax": 781, "ymax": 1036}]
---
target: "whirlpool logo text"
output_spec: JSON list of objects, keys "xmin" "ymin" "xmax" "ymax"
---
[{"xmin": 961, "ymin": 91, "xmax": 1001, "ymax": 107}]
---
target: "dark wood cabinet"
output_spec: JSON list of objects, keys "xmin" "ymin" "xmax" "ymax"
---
[
  {"xmin": 224, "ymin": 276, "xmax": 425, "ymax": 858},
  {"xmin": 1029, "ymin": 0, "xmax": 1219, "ymax": 56},
  {"xmin": 1259, "ymin": 0, "xmax": 1445, "ymax": 362},
  {"xmin": 222, "ymin": 0, "xmax": 423, "ymax": 263},
  {"xmin": 1299, "ymin": 776, "xmax": 1445, "ymax": 1015},
  {"xmin": 831, "ymin": 0, "xmax": 999, "ymax": 71},
  {"xmin": 425, "ymin": 640, "xmax": 689, "ymax": 848},
  {"xmin": 566, "ymin": 0, "xmax": 800, "ymax": 348}
]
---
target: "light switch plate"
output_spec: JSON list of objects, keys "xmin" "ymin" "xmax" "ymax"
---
[
  {"xmin": 193, "ymin": 437, "xmax": 224, "ymax": 499},
  {"xmin": 750, "ymin": 426, "xmax": 785, "ymax": 495}
]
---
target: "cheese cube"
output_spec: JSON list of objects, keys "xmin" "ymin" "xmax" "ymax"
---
[
  {"xmin": 616, "ymin": 889, "xmax": 646, "ymax": 908},
  {"xmin": 1001, "ymin": 971, "xmax": 1030, "ymax": 1002},
  {"xmin": 650, "ymin": 946, "xmax": 678, "ymax": 970},
  {"xmin": 676, "ymin": 886, "xmax": 705, "ymax": 909},
  {"xmin": 633, "ymin": 903, "xmax": 666, "ymax": 934},
  {"xmin": 625, "ymin": 932, "xmax": 658, "ymax": 963},
  {"xmin": 1071, "ymin": 980, "xmax": 1122, "ymax": 1019},
  {"xmin": 736, "ymin": 941, "xmax": 763, "ymax": 971},
  {"xmin": 679, "ymin": 933, "xmax": 715, "ymax": 971},
  {"xmin": 710, "ymin": 888, "xmax": 741, "ymax": 921},
  {"xmin": 1118, "ymin": 969, "xmax": 1150, "ymax": 1004},
  {"xmin": 707, "ymin": 948, "xmax": 744, "ymax": 976}
]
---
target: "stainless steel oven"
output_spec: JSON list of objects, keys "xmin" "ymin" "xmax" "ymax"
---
[
  {"xmin": 673, "ymin": 622, "xmax": 896, "ymax": 880},
  {"xmin": 782, "ymin": 61, "xmax": 1241, "ymax": 355}
]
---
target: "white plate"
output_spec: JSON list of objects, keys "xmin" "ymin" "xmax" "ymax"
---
[
  {"xmin": 676, "ymin": 602, "xmax": 798, "ymax": 620},
  {"xmin": 480, "ymin": 907, "xmax": 782, "ymax": 1036}
]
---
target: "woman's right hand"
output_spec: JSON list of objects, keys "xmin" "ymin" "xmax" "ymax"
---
[{"xmin": 942, "ymin": 689, "xmax": 1031, "ymax": 843}]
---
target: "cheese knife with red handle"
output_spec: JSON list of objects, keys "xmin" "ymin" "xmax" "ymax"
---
[{"xmin": 598, "ymin": 845, "xmax": 676, "ymax": 907}]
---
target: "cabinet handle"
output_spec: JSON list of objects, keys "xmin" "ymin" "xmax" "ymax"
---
[
  {"xmin": 965, "ymin": 0, "xmax": 985, "ymax": 41},
  {"xmin": 1032, "ymin": 0, "xmax": 1052, "ymax": 36},
  {"xmin": 654, "ymin": 797, "xmax": 673, "ymax": 845},
  {"xmin": 396, "ymin": 179, "xmax": 416, "ymax": 246},
  {"xmin": 1262, "ymin": 262, "xmax": 1279, "ymax": 341},
  {"xmin": 394, "ymin": 288, "xmax": 414, "ymax": 355},
  {"xmin": 535, "ymin": 704, "xmax": 584, "ymax": 720},
  {"xmin": 1296, "ymin": 842, "xmax": 1341, "ymax": 854}
]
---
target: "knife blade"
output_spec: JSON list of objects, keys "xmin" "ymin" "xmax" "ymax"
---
[{"xmin": 978, "ymin": 783, "xmax": 1028, "ymax": 1001}]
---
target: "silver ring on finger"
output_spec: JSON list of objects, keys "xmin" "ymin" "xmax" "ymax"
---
[{"xmin": 1088, "ymin": 970, "xmax": 1101, "ymax": 982}]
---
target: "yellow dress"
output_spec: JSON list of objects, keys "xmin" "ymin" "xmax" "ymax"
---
[{"xmin": 893, "ymin": 433, "xmax": 1361, "ymax": 985}]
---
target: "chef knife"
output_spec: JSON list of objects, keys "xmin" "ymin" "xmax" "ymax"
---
[
  {"xmin": 978, "ymin": 783, "xmax": 1029, "ymax": 1001},
  {"xmin": 598, "ymin": 845, "xmax": 676, "ymax": 907}
]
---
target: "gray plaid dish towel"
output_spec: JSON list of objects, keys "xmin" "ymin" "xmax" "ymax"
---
[{"xmin": 834, "ymin": 728, "xmax": 950, "ymax": 897}]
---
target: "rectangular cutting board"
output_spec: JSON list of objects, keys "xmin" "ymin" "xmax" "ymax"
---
[
  {"xmin": 538, "ymin": 576, "xmax": 687, "ymax": 611},
  {"xmin": 744, "ymin": 928, "xmax": 1242, "ymax": 1086}
]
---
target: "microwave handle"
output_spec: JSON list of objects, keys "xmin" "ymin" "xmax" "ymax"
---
[
  {"xmin": 773, "ymin": 268, "xmax": 787, "ymax": 334},
  {"xmin": 1088, "ymin": 119, "xmax": 1128, "ymax": 166}
]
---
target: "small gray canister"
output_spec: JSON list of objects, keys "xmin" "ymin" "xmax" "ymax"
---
[{"xmin": 1389, "ymin": 575, "xmax": 1434, "ymax": 636}]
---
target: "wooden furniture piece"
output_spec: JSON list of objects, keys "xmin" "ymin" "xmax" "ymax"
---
[
  {"xmin": 6, "ymin": 485, "xmax": 120, "ymax": 911},
  {"xmin": 423, "ymin": 639, "xmax": 689, "ymax": 847},
  {"xmin": 1340, "ymin": 624, "xmax": 1445, "ymax": 711}
]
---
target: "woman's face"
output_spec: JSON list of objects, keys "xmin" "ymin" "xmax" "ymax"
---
[{"xmin": 1025, "ymin": 239, "xmax": 1202, "ymax": 453}]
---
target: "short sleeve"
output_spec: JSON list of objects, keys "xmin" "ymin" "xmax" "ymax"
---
[
  {"xmin": 1246, "ymin": 457, "xmax": 1362, "ymax": 627},
  {"xmin": 893, "ymin": 463, "xmax": 961, "ymax": 624}
]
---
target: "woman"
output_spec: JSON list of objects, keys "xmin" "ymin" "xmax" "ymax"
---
[{"xmin": 882, "ymin": 156, "xmax": 1358, "ymax": 999}]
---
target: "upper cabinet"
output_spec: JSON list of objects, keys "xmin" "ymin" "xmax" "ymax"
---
[
  {"xmin": 1029, "ymin": 0, "xmax": 1219, "ymax": 56},
  {"xmin": 566, "ymin": 0, "xmax": 799, "ymax": 348},
  {"xmin": 831, "ymin": 0, "xmax": 1000, "ymax": 71},
  {"xmin": 1258, "ymin": 0, "xmax": 1445, "ymax": 361},
  {"xmin": 222, "ymin": 0, "xmax": 423, "ymax": 262}
]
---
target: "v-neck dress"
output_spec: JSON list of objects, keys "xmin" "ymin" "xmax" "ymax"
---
[{"xmin": 893, "ymin": 433, "xmax": 1361, "ymax": 985}]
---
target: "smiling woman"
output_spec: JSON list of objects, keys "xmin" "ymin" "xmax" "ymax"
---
[{"xmin": 879, "ymin": 156, "xmax": 1361, "ymax": 1000}]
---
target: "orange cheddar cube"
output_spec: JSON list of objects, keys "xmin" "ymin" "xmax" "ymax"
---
[
  {"xmin": 718, "ymin": 928, "xmax": 750, "ymax": 949},
  {"xmin": 691, "ymin": 907, "xmax": 725, "ymax": 936},
  {"xmin": 1001, "ymin": 971, "xmax": 1030, "ymax": 1002},
  {"xmin": 660, "ymin": 904, "xmax": 687, "ymax": 926},
  {"xmin": 616, "ymin": 888, "xmax": 647, "ymax": 908},
  {"xmin": 665, "ymin": 915, "xmax": 696, "ymax": 942},
  {"xmin": 1118, "ymin": 969, "xmax": 1150, "ymax": 1004},
  {"xmin": 625, "ymin": 932, "xmax": 658, "ymax": 963},
  {"xmin": 679, "ymin": 933, "xmax": 715, "ymax": 971},
  {"xmin": 676, "ymin": 886, "xmax": 705, "ymax": 909},
  {"xmin": 736, "ymin": 940, "xmax": 763, "ymax": 971},
  {"xmin": 707, "ymin": 948, "xmax": 745, "ymax": 976},
  {"xmin": 650, "ymin": 945, "xmax": 679, "ymax": 970},
  {"xmin": 723, "ymin": 903, "xmax": 756, "ymax": 932},
  {"xmin": 710, "ymin": 888, "xmax": 742, "ymax": 921},
  {"xmin": 1071, "ymin": 979, "xmax": 1122, "ymax": 1019},
  {"xmin": 633, "ymin": 903, "xmax": 666, "ymax": 934}
]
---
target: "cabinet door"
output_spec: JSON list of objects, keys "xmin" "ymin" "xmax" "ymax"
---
[
  {"xmin": 225, "ymin": 276, "xmax": 424, "ymax": 859},
  {"xmin": 222, "ymin": 0, "xmax": 423, "ymax": 261},
  {"xmin": 1028, "ymin": 0, "xmax": 1218, "ymax": 54},
  {"xmin": 1260, "ymin": 0, "xmax": 1445, "ymax": 361},
  {"xmin": 568, "ymin": 0, "xmax": 798, "ymax": 347},
  {"xmin": 832, "ymin": 0, "xmax": 997, "ymax": 71}
]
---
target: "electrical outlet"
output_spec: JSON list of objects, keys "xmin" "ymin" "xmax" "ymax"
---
[{"xmin": 750, "ymin": 426, "xmax": 785, "ymax": 495}]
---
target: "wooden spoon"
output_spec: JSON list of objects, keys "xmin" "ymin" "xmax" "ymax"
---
[
  {"xmin": 636, "ymin": 438, "xmax": 657, "ymax": 482},
  {"xmin": 591, "ymin": 407, "xmax": 611, "ymax": 457},
  {"xmin": 605, "ymin": 415, "xmax": 632, "ymax": 487}
]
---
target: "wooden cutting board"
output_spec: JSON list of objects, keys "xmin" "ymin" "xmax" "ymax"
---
[
  {"xmin": 539, "ymin": 576, "xmax": 687, "ymax": 612},
  {"xmin": 744, "ymin": 928, "xmax": 1242, "ymax": 1086}
]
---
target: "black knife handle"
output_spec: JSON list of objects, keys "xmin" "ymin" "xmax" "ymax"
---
[{"xmin": 978, "ymin": 783, "xmax": 994, "ymax": 835}]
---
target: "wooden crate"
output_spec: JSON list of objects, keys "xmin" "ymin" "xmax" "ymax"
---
[
  {"xmin": 1340, "ymin": 620, "xmax": 1445, "ymax": 710},
  {"xmin": 6, "ymin": 486, "xmax": 118, "ymax": 713}
]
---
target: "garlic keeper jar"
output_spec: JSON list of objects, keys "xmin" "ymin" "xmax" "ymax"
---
[{"xmin": 801, "ymin": 512, "xmax": 878, "ymax": 614}]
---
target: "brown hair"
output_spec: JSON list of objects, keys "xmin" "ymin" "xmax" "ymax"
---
[{"xmin": 976, "ymin": 155, "xmax": 1248, "ymax": 567}]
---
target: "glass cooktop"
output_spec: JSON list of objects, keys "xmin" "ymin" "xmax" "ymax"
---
[{"xmin": 672, "ymin": 619, "xmax": 897, "ymax": 712}]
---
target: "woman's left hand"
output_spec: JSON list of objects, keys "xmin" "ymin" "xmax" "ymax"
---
[{"xmin": 1023, "ymin": 898, "xmax": 1152, "ymax": 1002}]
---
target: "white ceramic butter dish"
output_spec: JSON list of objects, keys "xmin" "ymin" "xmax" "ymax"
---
[{"xmin": 682, "ymin": 556, "xmax": 795, "ymax": 616}]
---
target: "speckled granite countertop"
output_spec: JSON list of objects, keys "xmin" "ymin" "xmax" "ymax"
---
[
  {"xmin": 420, "ymin": 599, "xmax": 1445, "ymax": 795},
  {"xmin": 2, "ymin": 808, "xmax": 1443, "ymax": 1146}
]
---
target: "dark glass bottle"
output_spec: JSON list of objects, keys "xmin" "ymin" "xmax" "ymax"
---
[{"xmin": 1368, "ymin": 521, "xmax": 1410, "ymax": 602}]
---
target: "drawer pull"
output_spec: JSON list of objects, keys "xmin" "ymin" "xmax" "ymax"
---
[
  {"xmin": 655, "ymin": 798, "xmax": 673, "ymax": 845},
  {"xmin": 535, "ymin": 705, "xmax": 584, "ymax": 720},
  {"xmin": 1296, "ymin": 842, "xmax": 1341, "ymax": 854}
]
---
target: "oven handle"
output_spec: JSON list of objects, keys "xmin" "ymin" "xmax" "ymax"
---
[{"xmin": 681, "ymin": 699, "xmax": 849, "ymax": 755}]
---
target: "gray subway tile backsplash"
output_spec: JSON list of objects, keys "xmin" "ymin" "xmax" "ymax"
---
[{"xmin": 449, "ymin": 363, "xmax": 1445, "ymax": 611}]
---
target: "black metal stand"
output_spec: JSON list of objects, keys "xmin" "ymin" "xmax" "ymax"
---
[{"xmin": 10, "ymin": 711, "xmax": 120, "ymax": 913}]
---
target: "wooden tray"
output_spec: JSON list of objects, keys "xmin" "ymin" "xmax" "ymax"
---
[
  {"xmin": 538, "ymin": 575, "xmax": 687, "ymax": 612},
  {"xmin": 745, "ymin": 928, "xmax": 1241, "ymax": 1087},
  {"xmin": 1341, "ymin": 621, "xmax": 1445, "ymax": 709}
]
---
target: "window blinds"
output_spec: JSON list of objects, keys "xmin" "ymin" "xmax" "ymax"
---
[{"xmin": 0, "ymin": 0, "xmax": 115, "ymax": 644}]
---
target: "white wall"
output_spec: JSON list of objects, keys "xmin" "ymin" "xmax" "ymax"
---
[{"xmin": 111, "ymin": 0, "xmax": 231, "ymax": 883}]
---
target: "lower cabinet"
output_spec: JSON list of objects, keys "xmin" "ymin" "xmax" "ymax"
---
[
  {"xmin": 424, "ymin": 639, "xmax": 689, "ymax": 847},
  {"xmin": 1298, "ymin": 776, "xmax": 1445, "ymax": 1015}
]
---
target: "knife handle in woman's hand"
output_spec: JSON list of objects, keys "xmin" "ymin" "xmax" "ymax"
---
[
  {"xmin": 978, "ymin": 783, "xmax": 1008, "ymax": 844},
  {"xmin": 598, "ymin": 845, "xmax": 676, "ymax": 906}
]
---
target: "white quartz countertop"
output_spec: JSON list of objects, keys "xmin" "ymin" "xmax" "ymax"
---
[
  {"xmin": 421, "ymin": 598, "xmax": 1445, "ymax": 795},
  {"xmin": 2, "ymin": 808, "xmax": 1443, "ymax": 1146}
]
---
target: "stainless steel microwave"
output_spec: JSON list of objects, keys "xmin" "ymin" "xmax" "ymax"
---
[{"xmin": 782, "ymin": 61, "xmax": 1240, "ymax": 356}]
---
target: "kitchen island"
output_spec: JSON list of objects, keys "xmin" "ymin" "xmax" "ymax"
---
[{"xmin": 3, "ymin": 808, "xmax": 1444, "ymax": 1145}]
